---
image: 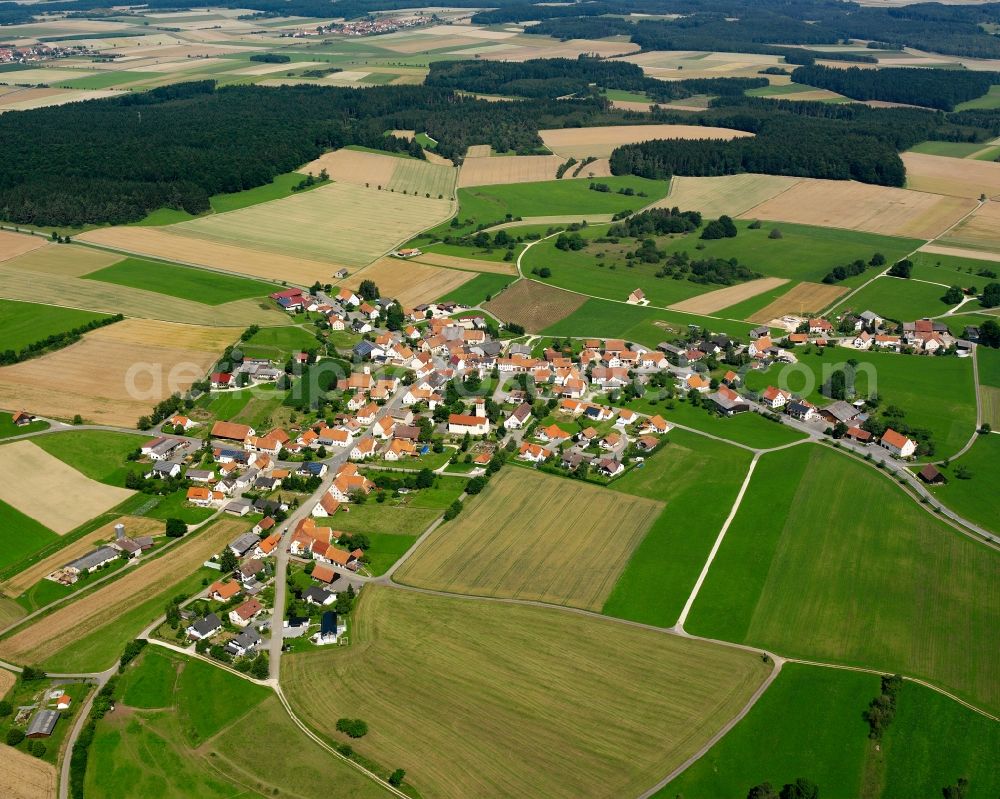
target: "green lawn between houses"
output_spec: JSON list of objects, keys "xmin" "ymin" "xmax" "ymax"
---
[
  {"xmin": 688, "ymin": 443, "xmax": 1000, "ymax": 716},
  {"xmin": 662, "ymin": 662, "xmax": 1000, "ymax": 799},
  {"xmin": 0, "ymin": 299, "xmax": 111, "ymax": 352},
  {"xmin": 741, "ymin": 347, "xmax": 977, "ymax": 460},
  {"xmin": 602, "ymin": 428, "xmax": 754, "ymax": 626},
  {"xmin": 83, "ymin": 256, "xmax": 279, "ymax": 305}
]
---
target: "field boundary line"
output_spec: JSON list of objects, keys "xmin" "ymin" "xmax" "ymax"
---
[{"xmin": 675, "ymin": 454, "xmax": 759, "ymax": 630}]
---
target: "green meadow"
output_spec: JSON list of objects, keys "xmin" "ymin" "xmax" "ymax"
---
[
  {"xmin": 0, "ymin": 411, "xmax": 48, "ymax": 439},
  {"xmin": 437, "ymin": 272, "xmax": 515, "ymax": 305},
  {"xmin": 241, "ymin": 324, "xmax": 321, "ymax": 358},
  {"xmin": 688, "ymin": 444, "xmax": 1000, "ymax": 715},
  {"xmin": 33, "ymin": 430, "xmax": 147, "ymax": 486},
  {"xmin": 663, "ymin": 662, "xmax": 1000, "ymax": 799},
  {"xmin": 84, "ymin": 257, "xmax": 278, "ymax": 305},
  {"xmin": 0, "ymin": 499, "xmax": 59, "ymax": 572},
  {"xmin": 87, "ymin": 648, "xmax": 388, "ymax": 799},
  {"xmin": 844, "ymin": 275, "xmax": 955, "ymax": 321},
  {"xmin": 906, "ymin": 140, "xmax": 991, "ymax": 158},
  {"xmin": 927, "ymin": 433, "xmax": 1000, "ymax": 535},
  {"xmin": 743, "ymin": 347, "xmax": 977, "ymax": 459},
  {"xmin": 542, "ymin": 295, "xmax": 756, "ymax": 345},
  {"xmin": 603, "ymin": 429, "xmax": 754, "ymax": 626},
  {"xmin": 0, "ymin": 299, "xmax": 110, "ymax": 351}
]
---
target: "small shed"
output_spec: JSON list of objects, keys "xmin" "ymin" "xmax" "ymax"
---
[{"xmin": 918, "ymin": 464, "xmax": 946, "ymax": 484}]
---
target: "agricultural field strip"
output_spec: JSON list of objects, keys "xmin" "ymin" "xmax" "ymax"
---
[{"xmin": 0, "ymin": 518, "xmax": 245, "ymax": 665}]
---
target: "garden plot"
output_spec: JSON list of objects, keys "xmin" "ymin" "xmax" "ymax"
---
[{"xmin": 0, "ymin": 441, "xmax": 132, "ymax": 534}]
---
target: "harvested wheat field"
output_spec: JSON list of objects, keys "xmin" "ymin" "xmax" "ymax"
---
[
  {"xmin": 0, "ymin": 518, "xmax": 245, "ymax": 668},
  {"xmin": 661, "ymin": 174, "xmax": 803, "ymax": 218},
  {"xmin": 539, "ymin": 124, "xmax": 753, "ymax": 160},
  {"xmin": 0, "ymin": 230, "xmax": 47, "ymax": 263},
  {"xmin": 903, "ymin": 152, "xmax": 1000, "ymax": 200},
  {"xmin": 0, "ymin": 88, "xmax": 118, "ymax": 112},
  {"xmin": 1, "ymin": 243, "xmax": 122, "ymax": 277},
  {"xmin": 670, "ymin": 277, "xmax": 789, "ymax": 314},
  {"xmin": 0, "ymin": 441, "xmax": 132, "ymax": 534},
  {"xmin": 343, "ymin": 257, "xmax": 472, "ymax": 308},
  {"xmin": 748, "ymin": 282, "xmax": 849, "ymax": 324},
  {"xmin": 939, "ymin": 202, "xmax": 1000, "ymax": 255},
  {"xmin": 298, "ymin": 148, "xmax": 398, "ymax": 188},
  {"xmin": 412, "ymin": 251, "xmax": 515, "ymax": 275},
  {"xmin": 173, "ymin": 182, "xmax": 454, "ymax": 268},
  {"xmin": 747, "ymin": 179, "xmax": 976, "ymax": 238},
  {"xmin": 387, "ymin": 157, "xmax": 458, "ymax": 198},
  {"xmin": 464, "ymin": 144, "xmax": 492, "ymax": 158},
  {"xmin": 2, "ymin": 516, "xmax": 161, "ymax": 597},
  {"xmin": 0, "ymin": 259, "xmax": 281, "ymax": 327},
  {"xmin": 458, "ymin": 154, "xmax": 564, "ymax": 187},
  {"xmin": 78, "ymin": 226, "xmax": 340, "ymax": 285},
  {"xmin": 0, "ymin": 667, "xmax": 11, "ymax": 697},
  {"xmin": 0, "ymin": 319, "xmax": 235, "ymax": 426},
  {"xmin": 0, "ymin": 744, "xmax": 56, "ymax": 799},
  {"xmin": 396, "ymin": 469, "xmax": 662, "ymax": 610},
  {"xmin": 484, "ymin": 279, "xmax": 586, "ymax": 331},
  {"xmin": 283, "ymin": 586, "xmax": 770, "ymax": 799}
]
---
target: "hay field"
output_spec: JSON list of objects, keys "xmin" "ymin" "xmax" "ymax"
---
[
  {"xmin": 483, "ymin": 279, "xmax": 586, "ymax": 331},
  {"xmin": 939, "ymin": 202, "xmax": 1000, "ymax": 254},
  {"xmin": 387, "ymin": 157, "xmax": 458, "ymax": 198},
  {"xmin": 539, "ymin": 124, "xmax": 753, "ymax": 159},
  {"xmin": 2, "ymin": 243, "xmax": 120, "ymax": 276},
  {"xmin": 397, "ymin": 469, "xmax": 662, "ymax": 610},
  {"xmin": 464, "ymin": 144, "xmax": 492, "ymax": 158},
  {"xmin": 903, "ymin": 152, "xmax": 1000, "ymax": 199},
  {"xmin": 0, "ymin": 744, "xmax": 56, "ymax": 799},
  {"xmin": 0, "ymin": 320, "xmax": 235, "ymax": 426},
  {"xmin": 230, "ymin": 60, "xmax": 321, "ymax": 75},
  {"xmin": 0, "ymin": 518, "xmax": 244, "ymax": 666},
  {"xmin": 412, "ymin": 251, "xmax": 515, "ymax": 275},
  {"xmin": 0, "ymin": 88, "xmax": 118, "ymax": 112},
  {"xmin": 0, "ymin": 231, "xmax": 47, "ymax": 263},
  {"xmin": 670, "ymin": 277, "xmax": 789, "ymax": 314},
  {"xmin": 0, "ymin": 441, "xmax": 132, "ymax": 534},
  {"xmin": 748, "ymin": 282, "xmax": 849, "ymax": 324},
  {"xmin": 0, "ymin": 667, "xmax": 11, "ymax": 697},
  {"xmin": 283, "ymin": 586, "xmax": 770, "ymax": 799},
  {"xmin": 2, "ymin": 516, "xmax": 161, "ymax": 598},
  {"xmin": 748, "ymin": 179, "xmax": 976, "ymax": 238},
  {"xmin": 78, "ymin": 226, "xmax": 339, "ymax": 285},
  {"xmin": 458, "ymin": 154, "xmax": 563, "ymax": 187},
  {"xmin": 662, "ymin": 174, "xmax": 803, "ymax": 218},
  {"xmin": 298, "ymin": 148, "xmax": 397, "ymax": 187},
  {"xmin": 172, "ymin": 182, "xmax": 454, "ymax": 268},
  {"xmin": 343, "ymin": 257, "xmax": 472, "ymax": 307},
  {"xmin": 981, "ymin": 386, "xmax": 1000, "ymax": 430},
  {"xmin": 0, "ymin": 257, "xmax": 280, "ymax": 327}
]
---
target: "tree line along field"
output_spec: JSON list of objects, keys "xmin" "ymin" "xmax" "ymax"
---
[
  {"xmin": 743, "ymin": 348, "xmax": 977, "ymax": 460},
  {"xmin": 395, "ymin": 468, "xmax": 663, "ymax": 612},
  {"xmin": 687, "ymin": 444, "xmax": 1000, "ymax": 716},
  {"xmin": 662, "ymin": 662, "xmax": 1000, "ymax": 799},
  {"xmin": 601, "ymin": 429, "xmax": 754, "ymax": 626},
  {"xmin": 282, "ymin": 585, "xmax": 771, "ymax": 799},
  {"xmin": 0, "ymin": 299, "xmax": 111, "ymax": 352},
  {"xmin": 86, "ymin": 647, "xmax": 390, "ymax": 799}
]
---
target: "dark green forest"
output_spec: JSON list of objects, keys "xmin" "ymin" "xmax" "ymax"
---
[
  {"xmin": 790, "ymin": 65, "xmax": 998, "ymax": 111},
  {"xmin": 425, "ymin": 57, "xmax": 766, "ymax": 101}
]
